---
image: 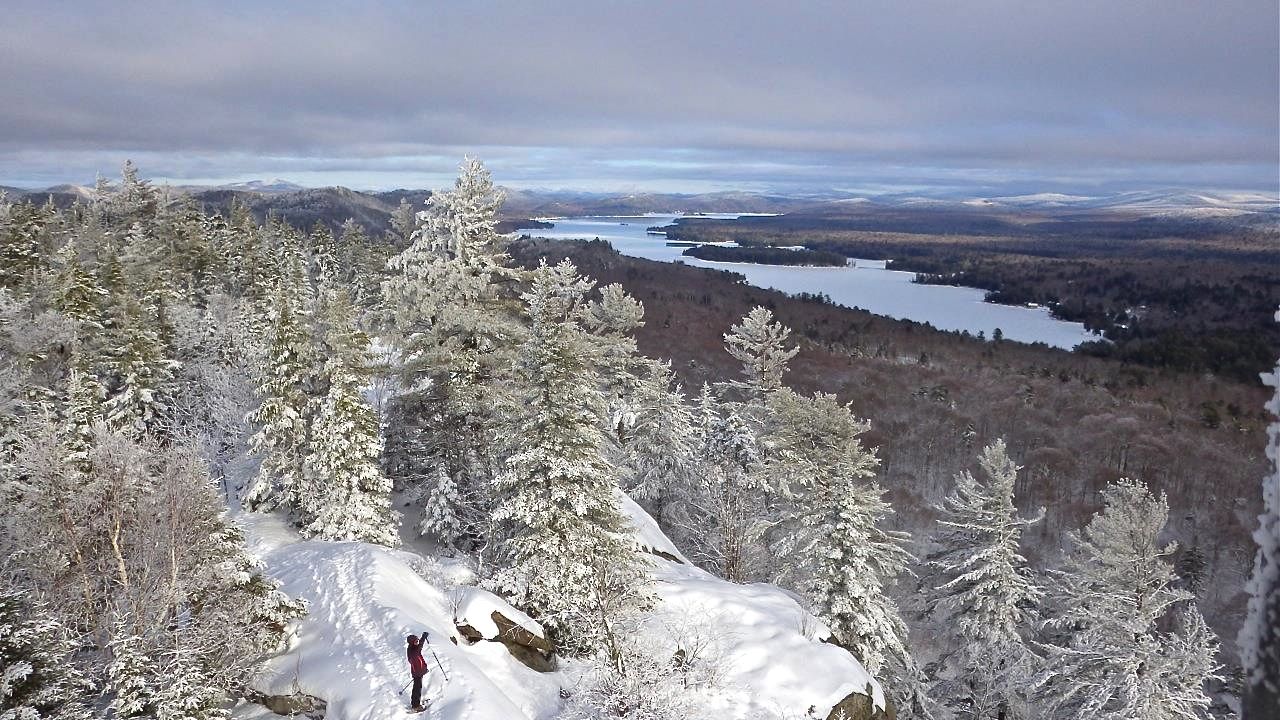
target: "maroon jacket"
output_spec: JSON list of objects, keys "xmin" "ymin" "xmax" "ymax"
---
[{"xmin": 407, "ymin": 633, "xmax": 429, "ymax": 677}]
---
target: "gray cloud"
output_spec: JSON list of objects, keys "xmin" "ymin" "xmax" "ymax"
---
[{"xmin": 2, "ymin": 0, "xmax": 1276, "ymax": 192}]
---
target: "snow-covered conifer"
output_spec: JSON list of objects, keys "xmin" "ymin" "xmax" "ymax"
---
[
  {"xmin": 0, "ymin": 590, "xmax": 87, "ymax": 720},
  {"xmin": 723, "ymin": 306, "xmax": 798, "ymax": 402},
  {"xmin": 101, "ymin": 300, "xmax": 180, "ymax": 437},
  {"xmin": 925, "ymin": 439, "xmax": 1043, "ymax": 719},
  {"xmin": 243, "ymin": 241, "xmax": 314, "ymax": 514},
  {"xmin": 301, "ymin": 284, "xmax": 398, "ymax": 545},
  {"xmin": 50, "ymin": 244, "xmax": 102, "ymax": 329},
  {"xmin": 150, "ymin": 646, "xmax": 228, "ymax": 720},
  {"xmin": 1240, "ymin": 308, "xmax": 1280, "ymax": 717},
  {"xmin": 767, "ymin": 391, "xmax": 912, "ymax": 673},
  {"xmin": 618, "ymin": 363, "xmax": 698, "ymax": 508},
  {"xmin": 383, "ymin": 158, "xmax": 523, "ymax": 545},
  {"xmin": 667, "ymin": 394, "xmax": 763, "ymax": 583},
  {"xmin": 1035, "ymin": 478, "xmax": 1219, "ymax": 719},
  {"xmin": 491, "ymin": 260, "xmax": 646, "ymax": 656},
  {"xmin": 107, "ymin": 628, "xmax": 160, "ymax": 719}
]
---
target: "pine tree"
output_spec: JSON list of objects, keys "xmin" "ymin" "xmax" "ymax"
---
[
  {"xmin": 383, "ymin": 158, "xmax": 523, "ymax": 546},
  {"xmin": 490, "ymin": 260, "xmax": 645, "ymax": 656},
  {"xmin": 723, "ymin": 306, "xmax": 798, "ymax": 403},
  {"xmin": 767, "ymin": 391, "xmax": 914, "ymax": 673},
  {"xmin": 617, "ymin": 363, "xmax": 698, "ymax": 508},
  {"xmin": 418, "ymin": 464, "xmax": 465, "ymax": 546},
  {"xmin": 150, "ymin": 646, "xmax": 228, "ymax": 720},
  {"xmin": 1240, "ymin": 309, "xmax": 1280, "ymax": 718},
  {"xmin": 101, "ymin": 300, "xmax": 179, "ymax": 437},
  {"xmin": 0, "ymin": 197, "xmax": 51, "ymax": 293},
  {"xmin": 50, "ymin": 244, "xmax": 103, "ymax": 328},
  {"xmin": 925, "ymin": 439, "xmax": 1043, "ymax": 719},
  {"xmin": 1035, "ymin": 478, "xmax": 1219, "ymax": 720},
  {"xmin": 665, "ymin": 392, "xmax": 763, "ymax": 583},
  {"xmin": 60, "ymin": 356, "xmax": 105, "ymax": 471}
]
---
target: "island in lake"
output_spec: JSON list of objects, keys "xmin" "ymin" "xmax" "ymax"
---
[{"xmin": 681, "ymin": 244, "xmax": 848, "ymax": 266}]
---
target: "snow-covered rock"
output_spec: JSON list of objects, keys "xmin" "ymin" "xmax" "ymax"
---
[{"xmin": 454, "ymin": 587, "xmax": 555, "ymax": 672}]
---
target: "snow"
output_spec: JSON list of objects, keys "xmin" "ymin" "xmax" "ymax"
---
[
  {"xmin": 617, "ymin": 490, "xmax": 690, "ymax": 564},
  {"xmin": 643, "ymin": 558, "xmax": 886, "ymax": 717},
  {"xmin": 236, "ymin": 485, "xmax": 884, "ymax": 720}
]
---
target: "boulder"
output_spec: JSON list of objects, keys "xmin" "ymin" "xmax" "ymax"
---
[
  {"xmin": 245, "ymin": 691, "xmax": 327, "ymax": 719},
  {"xmin": 487, "ymin": 609, "xmax": 555, "ymax": 672},
  {"xmin": 453, "ymin": 588, "xmax": 556, "ymax": 672},
  {"xmin": 825, "ymin": 683, "xmax": 894, "ymax": 720}
]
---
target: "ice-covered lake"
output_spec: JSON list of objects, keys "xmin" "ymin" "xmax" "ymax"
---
[{"xmin": 520, "ymin": 215, "xmax": 1098, "ymax": 350}]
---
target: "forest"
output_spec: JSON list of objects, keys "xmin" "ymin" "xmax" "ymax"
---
[
  {"xmin": 0, "ymin": 160, "xmax": 1277, "ymax": 719},
  {"xmin": 662, "ymin": 215, "xmax": 1280, "ymax": 384},
  {"xmin": 679, "ymin": 243, "xmax": 848, "ymax": 266}
]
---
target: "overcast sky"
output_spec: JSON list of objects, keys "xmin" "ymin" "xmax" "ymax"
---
[{"xmin": 2, "ymin": 0, "xmax": 1277, "ymax": 195}]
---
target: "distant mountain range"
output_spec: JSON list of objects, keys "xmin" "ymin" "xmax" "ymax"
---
[{"xmin": 3, "ymin": 181, "xmax": 1275, "ymax": 237}]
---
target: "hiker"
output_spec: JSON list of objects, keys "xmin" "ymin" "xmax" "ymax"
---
[{"xmin": 406, "ymin": 631, "xmax": 430, "ymax": 711}]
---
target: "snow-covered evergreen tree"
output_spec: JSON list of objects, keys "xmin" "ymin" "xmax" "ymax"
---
[
  {"xmin": 243, "ymin": 240, "xmax": 314, "ymax": 514},
  {"xmin": 107, "ymin": 628, "xmax": 160, "ymax": 719},
  {"xmin": 1035, "ymin": 478, "xmax": 1219, "ymax": 720},
  {"xmin": 301, "ymin": 284, "xmax": 398, "ymax": 545},
  {"xmin": 723, "ymin": 306, "xmax": 798, "ymax": 404},
  {"xmin": 490, "ymin": 260, "xmax": 646, "ymax": 656},
  {"xmin": 766, "ymin": 390, "xmax": 924, "ymax": 713},
  {"xmin": 1240, "ymin": 308, "xmax": 1280, "ymax": 718},
  {"xmin": 383, "ymin": 157, "xmax": 523, "ymax": 547},
  {"xmin": 666, "ymin": 393, "xmax": 763, "ymax": 583},
  {"xmin": 0, "ymin": 590, "xmax": 87, "ymax": 720},
  {"xmin": 150, "ymin": 646, "xmax": 228, "ymax": 720},
  {"xmin": 101, "ymin": 299, "xmax": 179, "ymax": 437},
  {"xmin": 925, "ymin": 439, "xmax": 1043, "ymax": 719},
  {"xmin": 617, "ymin": 363, "xmax": 698, "ymax": 509},
  {"xmin": 50, "ymin": 244, "xmax": 102, "ymax": 329}
]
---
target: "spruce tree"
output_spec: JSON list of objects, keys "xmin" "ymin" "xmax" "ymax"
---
[
  {"xmin": 1240, "ymin": 311, "xmax": 1280, "ymax": 717},
  {"xmin": 490, "ymin": 260, "xmax": 645, "ymax": 656},
  {"xmin": 1035, "ymin": 478, "xmax": 1219, "ymax": 720},
  {"xmin": 925, "ymin": 439, "xmax": 1043, "ymax": 719},
  {"xmin": 107, "ymin": 628, "xmax": 160, "ymax": 719},
  {"xmin": 301, "ymin": 284, "xmax": 398, "ymax": 545},
  {"xmin": 244, "ymin": 241, "xmax": 314, "ymax": 514},
  {"xmin": 617, "ymin": 363, "xmax": 698, "ymax": 509},
  {"xmin": 0, "ymin": 589, "xmax": 88, "ymax": 720}
]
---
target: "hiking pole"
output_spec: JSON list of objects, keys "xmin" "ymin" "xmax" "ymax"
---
[
  {"xmin": 423, "ymin": 634, "xmax": 449, "ymax": 682},
  {"xmin": 397, "ymin": 678, "xmax": 413, "ymax": 696}
]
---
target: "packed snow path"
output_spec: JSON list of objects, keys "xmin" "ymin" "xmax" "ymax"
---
[{"xmin": 239, "ymin": 512, "xmax": 560, "ymax": 720}]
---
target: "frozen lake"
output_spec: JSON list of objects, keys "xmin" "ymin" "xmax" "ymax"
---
[{"xmin": 521, "ymin": 215, "xmax": 1098, "ymax": 350}]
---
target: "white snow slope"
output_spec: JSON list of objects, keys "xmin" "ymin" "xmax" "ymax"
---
[{"xmin": 237, "ymin": 498, "xmax": 884, "ymax": 720}]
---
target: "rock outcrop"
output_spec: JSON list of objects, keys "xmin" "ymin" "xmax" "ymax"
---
[{"xmin": 825, "ymin": 683, "xmax": 895, "ymax": 720}]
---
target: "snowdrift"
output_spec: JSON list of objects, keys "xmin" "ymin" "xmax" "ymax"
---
[{"xmin": 237, "ymin": 498, "xmax": 884, "ymax": 719}]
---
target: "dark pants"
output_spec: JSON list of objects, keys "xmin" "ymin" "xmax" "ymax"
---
[{"xmin": 411, "ymin": 673, "xmax": 425, "ymax": 707}]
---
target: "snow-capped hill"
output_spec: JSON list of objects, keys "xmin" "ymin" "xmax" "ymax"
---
[
  {"xmin": 985, "ymin": 193, "xmax": 1095, "ymax": 207},
  {"xmin": 237, "ymin": 496, "xmax": 885, "ymax": 720},
  {"xmin": 43, "ymin": 183, "xmax": 98, "ymax": 199},
  {"xmin": 218, "ymin": 179, "xmax": 307, "ymax": 193}
]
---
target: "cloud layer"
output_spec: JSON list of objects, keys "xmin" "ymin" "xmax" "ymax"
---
[{"xmin": 3, "ymin": 0, "xmax": 1276, "ymax": 193}]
